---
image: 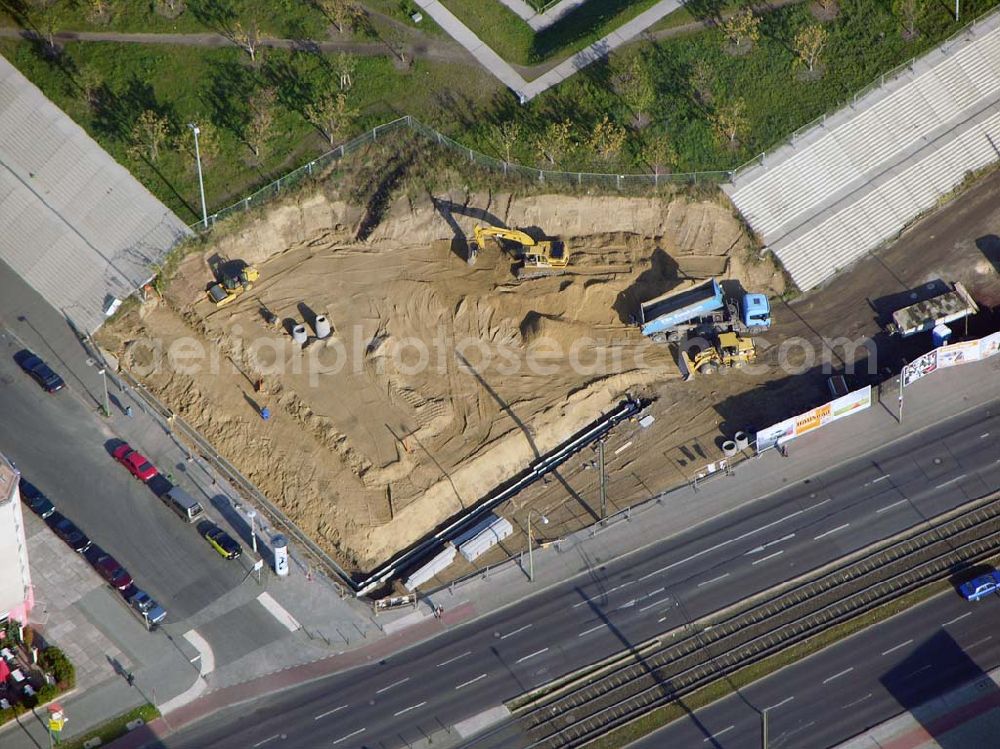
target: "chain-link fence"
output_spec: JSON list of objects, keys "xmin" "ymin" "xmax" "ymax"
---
[{"xmin": 189, "ymin": 114, "xmax": 733, "ymax": 232}]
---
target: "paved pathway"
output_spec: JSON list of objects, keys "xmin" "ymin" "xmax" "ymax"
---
[
  {"xmin": 416, "ymin": 0, "xmax": 682, "ymax": 100},
  {"xmin": 496, "ymin": 0, "xmax": 592, "ymax": 31}
]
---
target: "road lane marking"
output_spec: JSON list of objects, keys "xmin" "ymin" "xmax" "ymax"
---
[
  {"xmin": 455, "ymin": 673, "xmax": 488, "ymax": 690},
  {"xmin": 257, "ymin": 592, "xmax": 301, "ymax": 632},
  {"xmin": 804, "ymin": 499, "xmax": 831, "ymax": 512},
  {"xmin": 572, "ymin": 581, "xmax": 635, "ymax": 608},
  {"xmin": 733, "ymin": 511, "xmax": 804, "ymax": 543},
  {"xmin": 253, "ymin": 736, "xmax": 280, "ymax": 747},
  {"xmin": 375, "ymin": 677, "xmax": 410, "ymax": 694},
  {"xmin": 943, "ymin": 612, "xmax": 973, "ymax": 626},
  {"xmin": 332, "ymin": 728, "xmax": 365, "ymax": 744},
  {"xmin": 644, "ymin": 587, "xmax": 666, "ymax": 598},
  {"xmin": 968, "ymin": 636, "xmax": 993, "ymax": 649},
  {"xmin": 872, "ymin": 474, "xmax": 891, "ymax": 484},
  {"xmin": 765, "ymin": 696, "xmax": 794, "ymax": 711},
  {"xmin": 881, "ymin": 640, "xmax": 913, "ymax": 656},
  {"xmin": 697, "ymin": 573, "xmax": 730, "ymax": 587},
  {"xmin": 843, "ymin": 693, "xmax": 872, "ymax": 709},
  {"xmin": 517, "ymin": 648, "xmax": 549, "ymax": 663},
  {"xmin": 437, "ymin": 651, "xmax": 472, "ymax": 667},
  {"xmin": 823, "ymin": 667, "xmax": 854, "ymax": 684},
  {"xmin": 314, "ymin": 705, "xmax": 348, "ymax": 720},
  {"xmin": 981, "ymin": 432, "xmax": 990, "ymax": 438},
  {"xmin": 703, "ymin": 726, "xmax": 734, "ymax": 742},
  {"xmin": 578, "ymin": 623, "xmax": 608, "ymax": 637},
  {"xmin": 500, "ymin": 624, "xmax": 533, "ymax": 640},
  {"xmin": 904, "ymin": 665, "xmax": 932, "ymax": 680},
  {"xmin": 614, "ymin": 599, "xmax": 637, "ymax": 611},
  {"xmin": 639, "ymin": 596, "xmax": 675, "ymax": 613},
  {"xmin": 814, "ymin": 523, "xmax": 850, "ymax": 540},
  {"xmin": 752, "ymin": 550, "xmax": 784, "ymax": 565},
  {"xmin": 876, "ymin": 499, "xmax": 908, "ymax": 514},
  {"xmin": 935, "ymin": 474, "xmax": 967, "ymax": 490},
  {"xmin": 745, "ymin": 533, "xmax": 796, "ymax": 555},
  {"xmin": 394, "ymin": 701, "xmax": 426, "ymax": 716}
]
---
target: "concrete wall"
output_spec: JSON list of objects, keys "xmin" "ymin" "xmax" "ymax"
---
[{"xmin": 0, "ymin": 454, "xmax": 32, "ymax": 623}]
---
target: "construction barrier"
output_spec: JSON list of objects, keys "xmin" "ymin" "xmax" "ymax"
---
[
  {"xmin": 902, "ymin": 331, "xmax": 1000, "ymax": 387},
  {"xmin": 755, "ymin": 386, "xmax": 873, "ymax": 452}
]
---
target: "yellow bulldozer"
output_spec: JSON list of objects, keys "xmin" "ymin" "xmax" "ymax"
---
[
  {"xmin": 678, "ymin": 332, "xmax": 756, "ymax": 381},
  {"xmin": 206, "ymin": 265, "xmax": 259, "ymax": 307},
  {"xmin": 470, "ymin": 224, "xmax": 570, "ymax": 280}
]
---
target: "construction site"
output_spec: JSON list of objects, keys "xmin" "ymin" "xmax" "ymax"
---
[{"xmin": 96, "ymin": 178, "xmax": 1000, "ymax": 587}]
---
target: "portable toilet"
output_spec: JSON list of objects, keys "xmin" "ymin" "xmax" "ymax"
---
[{"xmin": 932, "ymin": 323, "xmax": 952, "ymax": 347}]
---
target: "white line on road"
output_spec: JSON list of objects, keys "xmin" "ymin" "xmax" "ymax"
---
[
  {"xmin": 904, "ymin": 665, "xmax": 932, "ymax": 680},
  {"xmin": 804, "ymin": 499, "xmax": 832, "ymax": 512},
  {"xmin": 314, "ymin": 705, "xmax": 348, "ymax": 721},
  {"xmin": 765, "ymin": 696, "xmax": 794, "ymax": 711},
  {"xmin": 639, "ymin": 596, "xmax": 675, "ymax": 613},
  {"xmin": 968, "ymin": 636, "xmax": 993, "ymax": 649},
  {"xmin": 645, "ymin": 587, "xmax": 666, "ymax": 598},
  {"xmin": 253, "ymin": 736, "xmax": 280, "ymax": 748},
  {"xmin": 981, "ymin": 432, "xmax": 990, "ymax": 439},
  {"xmin": 500, "ymin": 624, "xmax": 533, "ymax": 640},
  {"xmin": 943, "ymin": 612, "xmax": 973, "ymax": 626},
  {"xmin": 697, "ymin": 573, "xmax": 730, "ymax": 588},
  {"xmin": 935, "ymin": 474, "xmax": 967, "ymax": 490},
  {"xmin": 614, "ymin": 599, "xmax": 637, "ymax": 611},
  {"xmin": 572, "ymin": 581, "xmax": 634, "ymax": 608},
  {"xmin": 455, "ymin": 673, "xmax": 488, "ymax": 690},
  {"xmin": 752, "ymin": 550, "xmax": 784, "ymax": 565},
  {"xmin": 814, "ymin": 523, "xmax": 850, "ymax": 540},
  {"xmin": 257, "ymin": 592, "xmax": 301, "ymax": 632},
  {"xmin": 578, "ymin": 623, "xmax": 608, "ymax": 637},
  {"xmin": 703, "ymin": 726, "xmax": 734, "ymax": 742},
  {"xmin": 517, "ymin": 648, "xmax": 549, "ymax": 664},
  {"xmin": 394, "ymin": 701, "xmax": 427, "ymax": 717},
  {"xmin": 332, "ymin": 728, "xmax": 365, "ymax": 745},
  {"xmin": 872, "ymin": 474, "xmax": 891, "ymax": 484},
  {"xmin": 745, "ymin": 533, "xmax": 796, "ymax": 555},
  {"xmin": 876, "ymin": 499, "xmax": 908, "ymax": 514},
  {"xmin": 843, "ymin": 693, "xmax": 873, "ymax": 709},
  {"xmin": 437, "ymin": 651, "xmax": 472, "ymax": 668},
  {"xmin": 881, "ymin": 640, "xmax": 913, "ymax": 656},
  {"xmin": 375, "ymin": 677, "xmax": 410, "ymax": 694},
  {"xmin": 823, "ymin": 667, "xmax": 854, "ymax": 684},
  {"xmin": 733, "ymin": 511, "xmax": 804, "ymax": 543}
]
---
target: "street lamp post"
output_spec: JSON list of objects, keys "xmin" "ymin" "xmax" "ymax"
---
[
  {"xmin": 97, "ymin": 368, "xmax": 110, "ymax": 417},
  {"xmin": 247, "ymin": 509, "xmax": 258, "ymax": 555},
  {"xmin": 527, "ymin": 510, "xmax": 549, "ymax": 582},
  {"xmin": 188, "ymin": 123, "xmax": 208, "ymax": 229}
]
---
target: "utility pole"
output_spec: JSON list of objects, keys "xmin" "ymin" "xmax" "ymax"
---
[
  {"xmin": 598, "ymin": 439, "xmax": 607, "ymax": 521},
  {"xmin": 188, "ymin": 123, "xmax": 208, "ymax": 229},
  {"xmin": 98, "ymin": 368, "xmax": 110, "ymax": 417},
  {"xmin": 526, "ymin": 510, "xmax": 549, "ymax": 582},
  {"xmin": 897, "ymin": 363, "xmax": 905, "ymax": 424},
  {"xmin": 247, "ymin": 508, "xmax": 258, "ymax": 555},
  {"xmin": 762, "ymin": 707, "xmax": 769, "ymax": 749}
]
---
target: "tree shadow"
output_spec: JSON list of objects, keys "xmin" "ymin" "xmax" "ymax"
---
[
  {"xmin": 187, "ymin": 0, "xmax": 237, "ymax": 36},
  {"xmin": 205, "ymin": 58, "xmax": 256, "ymax": 137}
]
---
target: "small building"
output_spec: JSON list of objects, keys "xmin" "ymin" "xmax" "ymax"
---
[{"xmin": 0, "ymin": 453, "xmax": 33, "ymax": 624}]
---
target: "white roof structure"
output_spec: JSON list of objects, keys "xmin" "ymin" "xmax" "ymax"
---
[
  {"xmin": 0, "ymin": 55, "xmax": 190, "ymax": 332},
  {"xmin": 725, "ymin": 12, "xmax": 1000, "ymax": 291}
]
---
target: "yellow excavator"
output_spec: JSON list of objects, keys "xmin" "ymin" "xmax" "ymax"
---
[
  {"xmin": 678, "ymin": 332, "xmax": 756, "ymax": 381},
  {"xmin": 470, "ymin": 224, "xmax": 570, "ymax": 280},
  {"xmin": 206, "ymin": 265, "xmax": 259, "ymax": 307}
]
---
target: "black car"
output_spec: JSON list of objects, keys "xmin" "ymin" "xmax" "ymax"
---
[
  {"xmin": 19, "ymin": 480, "xmax": 56, "ymax": 519},
  {"xmin": 44, "ymin": 510, "xmax": 66, "ymax": 530},
  {"xmin": 14, "ymin": 349, "xmax": 65, "ymax": 393},
  {"xmin": 53, "ymin": 517, "xmax": 92, "ymax": 553}
]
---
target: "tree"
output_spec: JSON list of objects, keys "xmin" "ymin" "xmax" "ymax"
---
[
  {"xmin": 722, "ymin": 8, "xmax": 761, "ymax": 53},
  {"xmin": 317, "ymin": 0, "xmax": 364, "ymax": 34},
  {"xmin": 534, "ymin": 119, "xmax": 575, "ymax": 167},
  {"xmin": 711, "ymin": 98, "xmax": 749, "ymax": 148},
  {"xmin": 76, "ymin": 63, "xmax": 103, "ymax": 108},
  {"xmin": 86, "ymin": 0, "xmax": 113, "ymax": 24},
  {"xmin": 246, "ymin": 86, "xmax": 277, "ymax": 158},
  {"xmin": 154, "ymin": 0, "xmax": 186, "ymax": 19},
  {"xmin": 493, "ymin": 120, "xmax": 522, "ymax": 163},
  {"xmin": 893, "ymin": 0, "xmax": 921, "ymax": 38},
  {"xmin": 304, "ymin": 91, "xmax": 358, "ymax": 145},
  {"xmin": 31, "ymin": 0, "xmax": 60, "ymax": 56},
  {"xmin": 335, "ymin": 52, "xmax": 356, "ymax": 90},
  {"xmin": 128, "ymin": 110, "xmax": 170, "ymax": 162},
  {"xmin": 614, "ymin": 55, "xmax": 656, "ymax": 129},
  {"xmin": 232, "ymin": 18, "xmax": 264, "ymax": 64},
  {"xmin": 793, "ymin": 24, "xmax": 828, "ymax": 73},
  {"xmin": 176, "ymin": 117, "xmax": 220, "ymax": 163},
  {"xmin": 644, "ymin": 135, "xmax": 678, "ymax": 178},
  {"xmin": 588, "ymin": 115, "xmax": 628, "ymax": 162},
  {"xmin": 689, "ymin": 59, "xmax": 715, "ymax": 106}
]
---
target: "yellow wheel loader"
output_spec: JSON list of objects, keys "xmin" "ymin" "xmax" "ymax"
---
[
  {"xmin": 678, "ymin": 332, "xmax": 756, "ymax": 381},
  {"xmin": 469, "ymin": 224, "xmax": 570, "ymax": 279},
  {"xmin": 207, "ymin": 265, "xmax": 259, "ymax": 307}
]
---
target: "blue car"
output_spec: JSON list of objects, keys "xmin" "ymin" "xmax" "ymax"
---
[
  {"xmin": 959, "ymin": 571, "xmax": 1000, "ymax": 601},
  {"xmin": 14, "ymin": 349, "xmax": 65, "ymax": 393}
]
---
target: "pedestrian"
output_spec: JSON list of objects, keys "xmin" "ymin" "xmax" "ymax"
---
[
  {"xmin": 126, "ymin": 672, "xmax": 134, "ymax": 687},
  {"xmin": 125, "ymin": 405, "xmax": 133, "ymax": 418}
]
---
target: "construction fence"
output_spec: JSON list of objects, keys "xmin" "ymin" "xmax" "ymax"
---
[{"xmin": 189, "ymin": 115, "xmax": 733, "ymax": 232}]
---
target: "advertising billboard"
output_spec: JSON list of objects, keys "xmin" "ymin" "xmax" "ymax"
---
[
  {"xmin": 902, "ymin": 350, "xmax": 938, "ymax": 387},
  {"xmin": 755, "ymin": 386, "xmax": 873, "ymax": 452}
]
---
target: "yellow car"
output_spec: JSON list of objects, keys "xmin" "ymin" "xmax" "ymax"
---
[{"xmin": 202, "ymin": 523, "xmax": 243, "ymax": 560}]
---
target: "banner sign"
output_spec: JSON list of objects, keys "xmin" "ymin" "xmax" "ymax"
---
[
  {"xmin": 903, "ymin": 331, "xmax": 1000, "ymax": 386},
  {"xmin": 979, "ymin": 332, "xmax": 1000, "ymax": 360},
  {"xmin": 755, "ymin": 386, "xmax": 872, "ymax": 451},
  {"xmin": 902, "ymin": 350, "xmax": 938, "ymax": 387}
]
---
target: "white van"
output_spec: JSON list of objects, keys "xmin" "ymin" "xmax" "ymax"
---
[{"xmin": 162, "ymin": 487, "xmax": 204, "ymax": 523}]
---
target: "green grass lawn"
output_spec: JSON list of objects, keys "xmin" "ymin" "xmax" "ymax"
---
[{"xmin": 0, "ymin": 36, "xmax": 498, "ymax": 223}]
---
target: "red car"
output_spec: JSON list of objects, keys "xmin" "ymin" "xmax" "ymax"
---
[
  {"xmin": 112, "ymin": 443, "xmax": 159, "ymax": 482},
  {"xmin": 94, "ymin": 554, "xmax": 134, "ymax": 591}
]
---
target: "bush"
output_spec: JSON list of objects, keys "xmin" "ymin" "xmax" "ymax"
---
[{"xmin": 39, "ymin": 646, "xmax": 75, "ymax": 688}]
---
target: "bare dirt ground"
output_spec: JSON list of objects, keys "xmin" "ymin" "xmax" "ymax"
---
[{"xmin": 98, "ymin": 188, "xmax": 787, "ymax": 573}]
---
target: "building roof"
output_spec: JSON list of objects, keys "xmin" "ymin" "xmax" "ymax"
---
[
  {"xmin": 0, "ymin": 453, "xmax": 16, "ymax": 506},
  {"xmin": 0, "ymin": 55, "xmax": 191, "ymax": 333}
]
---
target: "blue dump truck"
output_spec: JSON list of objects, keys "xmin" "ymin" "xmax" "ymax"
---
[{"xmin": 639, "ymin": 278, "xmax": 771, "ymax": 343}]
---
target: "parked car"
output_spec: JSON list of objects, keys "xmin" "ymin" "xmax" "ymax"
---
[
  {"xmin": 112, "ymin": 443, "xmax": 158, "ymax": 482},
  {"xmin": 19, "ymin": 480, "xmax": 56, "ymax": 519},
  {"xmin": 14, "ymin": 349, "xmax": 65, "ymax": 393},
  {"xmin": 202, "ymin": 523, "xmax": 242, "ymax": 560},
  {"xmin": 960, "ymin": 571, "xmax": 1000, "ymax": 601},
  {"xmin": 52, "ymin": 517, "xmax": 92, "ymax": 553},
  {"xmin": 93, "ymin": 554, "xmax": 134, "ymax": 591},
  {"xmin": 127, "ymin": 589, "xmax": 167, "ymax": 628},
  {"xmin": 44, "ymin": 510, "xmax": 65, "ymax": 530}
]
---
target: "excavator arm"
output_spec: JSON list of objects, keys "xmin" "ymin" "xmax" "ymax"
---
[{"xmin": 472, "ymin": 225, "xmax": 537, "ymax": 252}]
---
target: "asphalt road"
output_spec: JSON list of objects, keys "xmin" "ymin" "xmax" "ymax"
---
[
  {"xmin": 160, "ymin": 401, "xmax": 1000, "ymax": 749},
  {"xmin": 0, "ymin": 258, "xmax": 279, "ymax": 658},
  {"xmin": 629, "ymin": 588, "xmax": 1000, "ymax": 749}
]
